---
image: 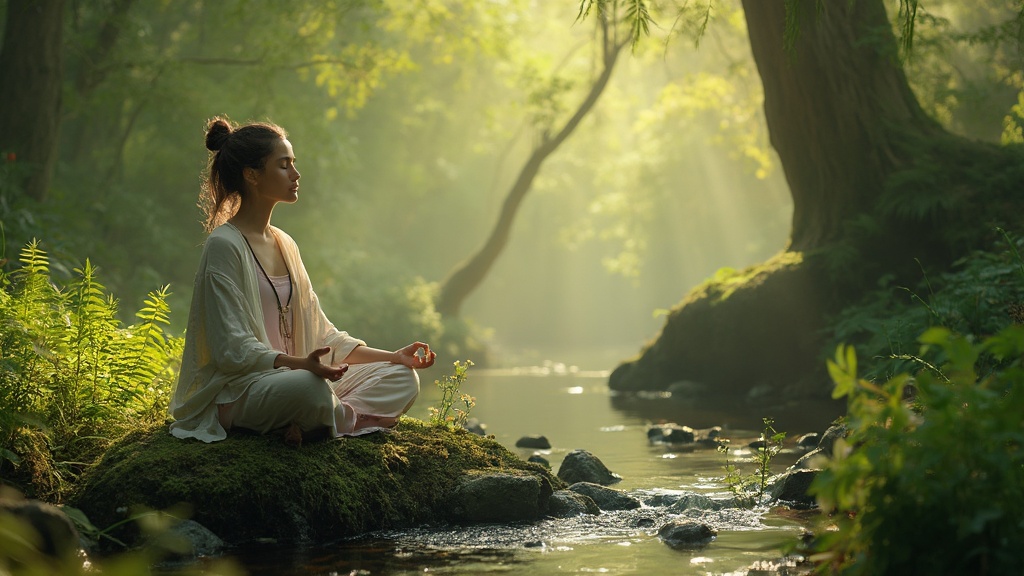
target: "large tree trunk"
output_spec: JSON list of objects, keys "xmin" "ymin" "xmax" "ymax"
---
[
  {"xmin": 744, "ymin": 0, "xmax": 942, "ymax": 251},
  {"xmin": 0, "ymin": 0, "xmax": 65, "ymax": 201},
  {"xmin": 608, "ymin": 0, "xmax": 1023, "ymax": 400}
]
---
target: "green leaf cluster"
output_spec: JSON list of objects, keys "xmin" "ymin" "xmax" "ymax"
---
[
  {"xmin": 827, "ymin": 228, "xmax": 1024, "ymax": 382},
  {"xmin": 0, "ymin": 241, "xmax": 182, "ymax": 501},
  {"xmin": 811, "ymin": 324, "xmax": 1024, "ymax": 574}
]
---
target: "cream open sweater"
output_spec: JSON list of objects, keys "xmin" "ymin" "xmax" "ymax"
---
[{"xmin": 168, "ymin": 222, "xmax": 364, "ymax": 442}]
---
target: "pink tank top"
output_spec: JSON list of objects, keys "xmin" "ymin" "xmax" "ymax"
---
[{"xmin": 249, "ymin": 251, "xmax": 294, "ymax": 355}]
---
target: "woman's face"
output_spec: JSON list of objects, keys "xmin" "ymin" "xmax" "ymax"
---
[{"xmin": 251, "ymin": 138, "xmax": 300, "ymax": 204}]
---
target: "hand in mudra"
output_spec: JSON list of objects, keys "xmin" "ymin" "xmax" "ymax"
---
[
  {"xmin": 305, "ymin": 347, "xmax": 349, "ymax": 381},
  {"xmin": 393, "ymin": 341, "xmax": 436, "ymax": 369}
]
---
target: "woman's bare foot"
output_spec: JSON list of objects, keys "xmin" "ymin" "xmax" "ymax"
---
[
  {"xmin": 354, "ymin": 414, "xmax": 399, "ymax": 431},
  {"xmin": 284, "ymin": 422, "xmax": 302, "ymax": 447}
]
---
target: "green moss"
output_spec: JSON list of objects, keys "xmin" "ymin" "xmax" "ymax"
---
[
  {"xmin": 70, "ymin": 419, "xmax": 562, "ymax": 546},
  {"xmin": 680, "ymin": 251, "xmax": 805, "ymax": 307}
]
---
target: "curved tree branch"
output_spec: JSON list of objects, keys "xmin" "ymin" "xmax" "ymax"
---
[{"xmin": 436, "ymin": 15, "xmax": 625, "ymax": 317}]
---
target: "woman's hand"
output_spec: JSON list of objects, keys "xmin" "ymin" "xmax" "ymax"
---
[
  {"xmin": 276, "ymin": 347, "xmax": 349, "ymax": 381},
  {"xmin": 306, "ymin": 347, "xmax": 349, "ymax": 380},
  {"xmin": 391, "ymin": 341, "xmax": 436, "ymax": 369}
]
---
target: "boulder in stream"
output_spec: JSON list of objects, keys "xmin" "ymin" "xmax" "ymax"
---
[
  {"xmin": 0, "ymin": 496, "xmax": 80, "ymax": 565},
  {"xmin": 449, "ymin": 471, "xmax": 553, "ymax": 522},
  {"xmin": 567, "ymin": 482, "xmax": 641, "ymax": 511},
  {"xmin": 769, "ymin": 469, "xmax": 818, "ymax": 509},
  {"xmin": 515, "ymin": 435, "xmax": 551, "ymax": 449},
  {"xmin": 658, "ymin": 520, "xmax": 717, "ymax": 549},
  {"xmin": 70, "ymin": 420, "xmax": 563, "ymax": 547},
  {"xmin": 547, "ymin": 490, "xmax": 600, "ymax": 518},
  {"xmin": 666, "ymin": 492, "xmax": 729, "ymax": 513},
  {"xmin": 557, "ymin": 449, "xmax": 621, "ymax": 485}
]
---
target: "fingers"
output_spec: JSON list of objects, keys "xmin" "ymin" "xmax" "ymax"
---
[
  {"xmin": 413, "ymin": 348, "xmax": 436, "ymax": 368},
  {"xmin": 322, "ymin": 363, "xmax": 348, "ymax": 381}
]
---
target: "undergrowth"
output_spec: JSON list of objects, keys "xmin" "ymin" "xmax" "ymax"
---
[
  {"xmin": 811, "ymin": 325, "xmax": 1024, "ymax": 574},
  {"xmin": 0, "ymin": 241, "xmax": 182, "ymax": 501},
  {"xmin": 809, "ymin": 228, "xmax": 1024, "ymax": 573},
  {"xmin": 827, "ymin": 227, "xmax": 1024, "ymax": 382}
]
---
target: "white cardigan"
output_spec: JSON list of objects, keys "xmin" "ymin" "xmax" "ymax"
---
[{"xmin": 169, "ymin": 222, "xmax": 364, "ymax": 442}]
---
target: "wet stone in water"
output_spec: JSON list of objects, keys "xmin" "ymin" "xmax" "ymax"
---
[
  {"xmin": 515, "ymin": 435, "xmax": 551, "ymax": 449},
  {"xmin": 557, "ymin": 449, "xmax": 621, "ymax": 485},
  {"xmin": 658, "ymin": 520, "xmax": 717, "ymax": 550}
]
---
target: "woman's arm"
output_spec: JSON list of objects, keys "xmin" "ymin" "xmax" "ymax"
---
[{"xmin": 344, "ymin": 341, "xmax": 436, "ymax": 369}]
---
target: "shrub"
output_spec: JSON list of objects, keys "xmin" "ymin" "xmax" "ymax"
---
[
  {"xmin": 810, "ymin": 325, "xmax": 1024, "ymax": 574},
  {"xmin": 0, "ymin": 241, "xmax": 182, "ymax": 501},
  {"xmin": 828, "ymin": 228, "xmax": 1024, "ymax": 382}
]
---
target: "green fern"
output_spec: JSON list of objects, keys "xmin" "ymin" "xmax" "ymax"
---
[{"xmin": 0, "ymin": 241, "xmax": 182, "ymax": 500}]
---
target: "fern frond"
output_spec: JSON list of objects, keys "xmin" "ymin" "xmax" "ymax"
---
[{"xmin": 17, "ymin": 240, "xmax": 49, "ymax": 277}]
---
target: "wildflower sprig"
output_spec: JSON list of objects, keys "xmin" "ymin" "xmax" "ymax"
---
[{"xmin": 429, "ymin": 360, "xmax": 475, "ymax": 429}]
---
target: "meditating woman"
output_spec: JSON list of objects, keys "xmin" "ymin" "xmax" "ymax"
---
[{"xmin": 169, "ymin": 116, "xmax": 435, "ymax": 445}]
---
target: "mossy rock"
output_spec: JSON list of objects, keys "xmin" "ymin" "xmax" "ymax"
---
[
  {"xmin": 70, "ymin": 419, "xmax": 562, "ymax": 546},
  {"xmin": 610, "ymin": 251, "xmax": 841, "ymax": 398}
]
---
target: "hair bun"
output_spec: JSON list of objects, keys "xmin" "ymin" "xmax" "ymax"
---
[{"xmin": 205, "ymin": 117, "xmax": 232, "ymax": 152}]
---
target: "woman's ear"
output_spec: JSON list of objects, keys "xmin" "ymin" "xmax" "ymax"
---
[{"xmin": 244, "ymin": 167, "xmax": 260, "ymax": 188}]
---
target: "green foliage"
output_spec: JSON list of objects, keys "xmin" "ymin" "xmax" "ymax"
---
[
  {"xmin": 718, "ymin": 417, "xmax": 786, "ymax": 506},
  {"xmin": 428, "ymin": 360, "xmax": 476, "ymax": 429},
  {"xmin": 828, "ymin": 229, "xmax": 1024, "ymax": 382},
  {"xmin": 0, "ymin": 241, "xmax": 182, "ymax": 501},
  {"xmin": 811, "ymin": 325, "xmax": 1024, "ymax": 574},
  {"xmin": 1003, "ymin": 88, "xmax": 1024, "ymax": 144}
]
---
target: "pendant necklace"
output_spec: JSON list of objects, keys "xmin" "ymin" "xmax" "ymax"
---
[{"xmin": 241, "ymin": 234, "xmax": 294, "ymax": 347}]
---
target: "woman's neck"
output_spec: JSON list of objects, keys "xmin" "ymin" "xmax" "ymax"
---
[{"xmin": 229, "ymin": 202, "xmax": 275, "ymax": 239}]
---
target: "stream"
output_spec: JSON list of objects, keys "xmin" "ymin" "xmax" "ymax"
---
[{"xmin": 224, "ymin": 354, "xmax": 844, "ymax": 575}]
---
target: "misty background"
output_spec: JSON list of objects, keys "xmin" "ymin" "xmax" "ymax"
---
[{"xmin": 2, "ymin": 0, "xmax": 1012, "ymax": 369}]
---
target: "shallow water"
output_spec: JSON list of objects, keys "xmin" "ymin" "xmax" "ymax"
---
[{"xmin": 227, "ymin": 360, "xmax": 843, "ymax": 576}]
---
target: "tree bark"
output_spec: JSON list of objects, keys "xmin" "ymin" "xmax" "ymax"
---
[
  {"xmin": 0, "ymin": 0, "xmax": 65, "ymax": 201},
  {"xmin": 742, "ymin": 0, "xmax": 941, "ymax": 251},
  {"xmin": 436, "ymin": 18, "xmax": 626, "ymax": 317}
]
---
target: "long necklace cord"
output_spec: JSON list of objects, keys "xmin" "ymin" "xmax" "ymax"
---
[{"xmin": 240, "ymin": 234, "xmax": 294, "ymax": 345}]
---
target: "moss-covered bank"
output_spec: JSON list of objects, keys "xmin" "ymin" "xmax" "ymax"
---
[
  {"xmin": 610, "ymin": 252, "xmax": 842, "ymax": 399},
  {"xmin": 70, "ymin": 419, "xmax": 562, "ymax": 546}
]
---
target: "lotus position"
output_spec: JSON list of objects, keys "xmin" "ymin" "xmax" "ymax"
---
[{"xmin": 169, "ymin": 116, "xmax": 434, "ymax": 445}]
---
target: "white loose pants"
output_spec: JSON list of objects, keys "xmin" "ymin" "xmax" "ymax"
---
[{"xmin": 222, "ymin": 362, "xmax": 419, "ymax": 437}]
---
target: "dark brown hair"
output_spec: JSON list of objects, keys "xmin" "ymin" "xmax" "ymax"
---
[{"xmin": 200, "ymin": 116, "xmax": 287, "ymax": 231}]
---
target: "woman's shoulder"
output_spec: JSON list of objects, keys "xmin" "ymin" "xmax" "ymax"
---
[
  {"xmin": 204, "ymin": 224, "xmax": 246, "ymax": 255},
  {"xmin": 270, "ymin": 225, "xmax": 299, "ymax": 251},
  {"xmin": 270, "ymin": 225, "xmax": 295, "ymax": 243}
]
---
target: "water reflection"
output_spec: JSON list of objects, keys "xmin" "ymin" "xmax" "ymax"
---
[{"xmin": 608, "ymin": 390, "xmax": 844, "ymax": 434}]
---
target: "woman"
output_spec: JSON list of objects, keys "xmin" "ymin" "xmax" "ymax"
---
[{"xmin": 169, "ymin": 117, "xmax": 435, "ymax": 445}]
